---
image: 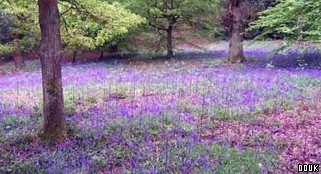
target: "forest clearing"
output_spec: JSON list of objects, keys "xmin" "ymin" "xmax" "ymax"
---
[{"xmin": 1, "ymin": 0, "xmax": 321, "ymax": 173}]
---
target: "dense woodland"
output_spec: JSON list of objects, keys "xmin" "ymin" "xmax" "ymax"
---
[{"xmin": 1, "ymin": 0, "xmax": 321, "ymax": 173}]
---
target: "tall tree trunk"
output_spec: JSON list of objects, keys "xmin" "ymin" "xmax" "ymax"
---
[
  {"xmin": 228, "ymin": 0, "xmax": 245, "ymax": 63},
  {"xmin": 38, "ymin": 0, "xmax": 66, "ymax": 142},
  {"xmin": 166, "ymin": 25, "xmax": 174, "ymax": 59},
  {"xmin": 13, "ymin": 50, "xmax": 25, "ymax": 69}
]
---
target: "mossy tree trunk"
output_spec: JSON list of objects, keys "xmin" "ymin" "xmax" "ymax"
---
[
  {"xmin": 38, "ymin": 0, "xmax": 67, "ymax": 143},
  {"xmin": 228, "ymin": 0, "xmax": 245, "ymax": 63}
]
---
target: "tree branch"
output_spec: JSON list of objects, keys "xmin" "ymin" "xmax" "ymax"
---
[
  {"xmin": 61, "ymin": 15, "xmax": 72, "ymax": 37},
  {"xmin": 149, "ymin": 21, "xmax": 167, "ymax": 31},
  {"xmin": 59, "ymin": 5, "xmax": 73, "ymax": 17},
  {"xmin": 60, "ymin": 0, "xmax": 109, "ymax": 25}
]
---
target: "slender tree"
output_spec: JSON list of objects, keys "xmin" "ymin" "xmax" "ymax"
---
[
  {"xmin": 38, "ymin": 0, "xmax": 66, "ymax": 142},
  {"xmin": 121, "ymin": 0, "xmax": 220, "ymax": 59},
  {"xmin": 146, "ymin": 0, "xmax": 183, "ymax": 59}
]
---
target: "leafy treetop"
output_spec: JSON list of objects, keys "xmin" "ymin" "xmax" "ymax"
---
[
  {"xmin": 249, "ymin": 0, "xmax": 321, "ymax": 42},
  {"xmin": 0, "ymin": 0, "xmax": 145, "ymax": 56}
]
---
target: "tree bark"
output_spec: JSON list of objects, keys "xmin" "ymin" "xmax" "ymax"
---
[
  {"xmin": 38, "ymin": 0, "xmax": 66, "ymax": 142},
  {"xmin": 228, "ymin": 0, "xmax": 245, "ymax": 63},
  {"xmin": 166, "ymin": 25, "xmax": 174, "ymax": 59}
]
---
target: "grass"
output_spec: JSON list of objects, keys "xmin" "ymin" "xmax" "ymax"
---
[{"xmin": 1, "ymin": 110, "xmax": 275, "ymax": 173}]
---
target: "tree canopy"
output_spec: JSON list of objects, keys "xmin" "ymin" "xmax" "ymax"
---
[
  {"xmin": 0, "ymin": 0, "xmax": 145, "ymax": 55},
  {"xmin": 249, "ymin": 0, "xmax": 321, "ymax": 42},
  {"xmin": 116, "ymin": 0, "xmax": 221, "ymax": 58}
]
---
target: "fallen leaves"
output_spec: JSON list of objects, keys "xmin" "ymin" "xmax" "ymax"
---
[{"xmin": 199, "ymin": 102, "xmax": 321, "ymax": 172}]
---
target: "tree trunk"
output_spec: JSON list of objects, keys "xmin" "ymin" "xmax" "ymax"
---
[
  {"xmin": 107, "ymin": 45, "xmax": 119, "ymax": 58},
  {"xmin": 228, "ymin": 0, "xmax": 245, "ymax": 63},
  {"xmin": 99, "ymin": 50, "xmax": 104, "ymax": 61},
  {"xmin": 38, "ymin": 0, "xmax": 66, "ymax": 143},
  {"xmin": 110, "ymin": 45, "xmax": 119, "ymax": 53},
  {"xmin": 166, "ymin": 25, "xmax": 174, "ymax": 59},
  {"xmin": 72, "ymin": 50, "xmax": 77, "ymax": 63},
  {"xmin": 13, "ymin": 51, "xmax": 25, "ymax": 69}
]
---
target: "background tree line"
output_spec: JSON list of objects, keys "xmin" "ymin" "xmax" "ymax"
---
[{"xmin": 0, "ymin": 0, "xmax": 276, "ymax": 67}]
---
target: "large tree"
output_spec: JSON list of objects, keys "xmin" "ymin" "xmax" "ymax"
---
[
  {"xmin": 227, "ymin": 0, "xmax": 245, "ymax": 63},
  {"xmin": 0, "ymin": 0, "xmax": 144, "ymax": 142},
  {"xmin": 38, "ymin": 0, "xmax": 66, "ymax": 142},
  {"xmin": 0, "ymin": 0, "xmax": 144, "ymax": 67},
  {"xmin": 222, "ymin": 0, "xmax": 274, "ymax": 63}
]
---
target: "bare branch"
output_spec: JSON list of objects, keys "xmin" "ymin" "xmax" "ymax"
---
[
  {"xmin": 61, "ymin": 14, "xmax": 72, "ymax": 37},
  {"xmin": 59, "ymin": 3, "xmax": 73, "ymax": 17}
]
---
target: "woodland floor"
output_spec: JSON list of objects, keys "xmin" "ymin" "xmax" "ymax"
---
[{"xmin": 0, "ymin": 41, "xmax": 321, "ymax": 173}]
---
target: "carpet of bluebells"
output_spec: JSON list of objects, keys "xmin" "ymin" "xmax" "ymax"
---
[{"xmin": 1, "ymin": 42, "xmax": 321, "ymax": 173}]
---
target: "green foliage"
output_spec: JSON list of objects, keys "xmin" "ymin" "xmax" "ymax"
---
[
  {"xmin": 111, "ymin": 0, "xmax": 221, "ymax": 53},
  {"xmin": 0, "ymin": 0, "xmax": 145, "ymax": 54},
  {"xmin": 59, "ymin": 1, "xmax": 145, "ymax": 50},
  {"xmin": 0, "ymin": 0, "xmax": 40, "ymax": 53},
  {"xmin": 249, "ymin": 0, "xmax": 321, "ymax": 42},
  {"xmin": 132, "ymin": 0, "xmax": 221, "ymax": 30},
  {"xmin": 0, "ymin": 43, "xmax": 15, "ymax": 58}
]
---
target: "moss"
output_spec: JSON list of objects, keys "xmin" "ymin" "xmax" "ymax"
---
[{"xmin": 47, "ymin": 83, "xmax": 57, "ymax": 95}]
